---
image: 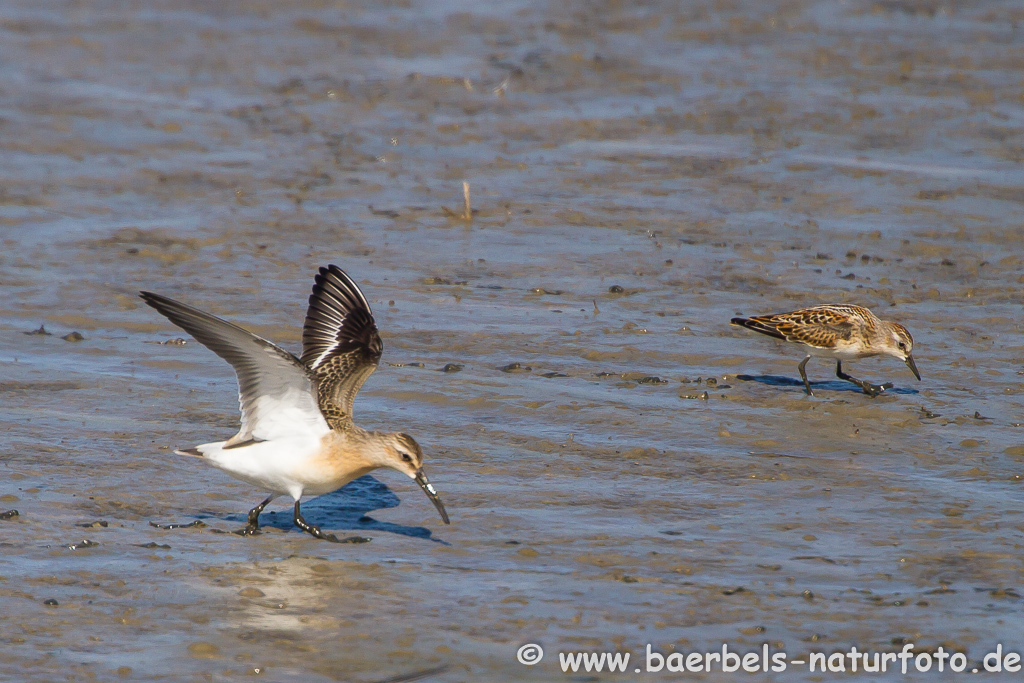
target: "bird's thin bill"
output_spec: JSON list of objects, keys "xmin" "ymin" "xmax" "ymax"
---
[
  {"xmin": 905, "ymin": 355, "xmax": 922, "ymax": 381},
  {"xmin": 414, "ymin": 468, "xmax": 450, "ymax": 525}
]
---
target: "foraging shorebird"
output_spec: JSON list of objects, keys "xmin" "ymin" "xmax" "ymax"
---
[
  {"xmin": 731, "ymin": 304, "xmax": 920, "ymax": 397},
  {"xmin": 141, "ymin": 265, "xmax": 450, "ymax": 541}
]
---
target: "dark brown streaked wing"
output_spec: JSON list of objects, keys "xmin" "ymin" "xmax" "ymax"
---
[
  {"xmin": 139, "ymin": 291, "xmax": 327, "ymax": 442},
  {"xmin": 735, "ymin": 305, "xmax": 864, "ymax": 351},
  {"xmin": 301, "ymin": 265, "xmax": 383, "ymax": 420},
  {"xmin": 775, "ymin": 306, "xmax": 864, "ymax": 349},
  {"xmin": 731, "ymin": 316, "xmax": 786, "ymax": 341},
  {"xmin": 772, "ymin": 319, "xmax": 847, "ymax": 349}
]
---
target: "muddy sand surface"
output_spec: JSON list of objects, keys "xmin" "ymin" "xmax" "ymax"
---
[{"xmin": 2, "ymin": 1, "xmax": 1024, "ymax": 680}]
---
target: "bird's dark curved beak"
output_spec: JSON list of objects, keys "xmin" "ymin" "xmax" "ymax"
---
[
  {"xmin": 414, "ymin": 468, "xmax": 450, "ymax": 525},
  {"xmin": 905, "ymin": 355, "xmax": 921, "ymax": 381}
]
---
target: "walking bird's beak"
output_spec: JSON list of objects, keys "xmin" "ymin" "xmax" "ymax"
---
[
  {"xmin": 905, "ymin": 355, "xmax": 921, "ymax": 381},
  {"xmin": 414, "ymin": 468, "xmax": 450, "ymax": 525}
]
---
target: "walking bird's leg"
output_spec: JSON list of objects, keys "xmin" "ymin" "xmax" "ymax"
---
[
  {"xmin": 292, "ymin": 501, "xmax": 371, "ymax": 544},
  {"xmin": 836, "ymin": 360, "xmax": 893, "ymax": 397},
  {"xmin": 797, "ymin": 355, "xmax": 813, "ymax": 396},
  {"xmin": 236, "ymin": 494, "xmax": 275, "ymax": 536},
  {"xmin": 292, "ymin": 500, "xmax": 339, "ymax": 541}
]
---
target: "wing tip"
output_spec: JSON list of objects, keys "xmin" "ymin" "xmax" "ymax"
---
[
  {"xmin": 139, "ymin": 290, "xmax": 183, "ymax": 315},
  {"xmin": 314, "ymin": 263, "xmax": 348, "ymax": 286},
  {"xmin": 732, "ymin": 316, "xmax": 787, "ymax": 340},
  {"xmin": 301, "ymin": 264, "xmax": 383, "ymax": 370}
]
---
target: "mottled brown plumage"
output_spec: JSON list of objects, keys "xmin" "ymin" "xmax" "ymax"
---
[
  {"xmin": 731, "ymin": 304, "xmax": 920, "ymax": 397},
  {"xmin": 302, "ymin": 265, "xmax": 383, "ymax": 430}
]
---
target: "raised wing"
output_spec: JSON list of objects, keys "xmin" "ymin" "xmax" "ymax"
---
[
  {"xmin": 140, "ymin": 292, "xmax": 329, "ymax": 442},
  {"xmin": 301, "ymin": 265, "xmax": 383, "ymax": 424}
]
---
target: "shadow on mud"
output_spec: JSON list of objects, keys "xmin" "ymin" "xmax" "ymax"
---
[
  {"xmin": 736, "ymin": 374, "xmax": 919, "ymax": 395},
  {"xmin": 224, "ymin": 476, "xmax": 448, "ymax": 542}
]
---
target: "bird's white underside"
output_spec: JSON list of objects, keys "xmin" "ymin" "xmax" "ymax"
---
[
  {"xmin": 201, "ymin": 388, "xmax": 334, "ymax": 499},
  {"xmin": 804, "ymin": 342, "xmax": 879, "ymax": 361},
  {"xmin": 190, "ymin": 436, "xmax": 326, "ymax": 500}
]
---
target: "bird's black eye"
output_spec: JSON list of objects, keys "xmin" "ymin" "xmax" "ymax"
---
[
  {"xmin": 401, "ymin": 453, "xmax": 413, "ymax": 463},
  {"xmin": 897, "ymin": 342, "xmax": 906, "ymax": 350}
]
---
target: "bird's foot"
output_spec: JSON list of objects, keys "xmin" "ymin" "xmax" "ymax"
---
[
  {"xmin": 861, "ymin": 381, "xmax": 894, "ymax": 397},
  {"xmin": 233, "ymin": 524, "xmax": 261, "ymax": 537},
  {"xmin": 296, "ymin": 519, "xmax": 370, "ymax": 543},
  {"xmin": 307, "ymin": 525, "xmax": 371, "ymax": 544}
]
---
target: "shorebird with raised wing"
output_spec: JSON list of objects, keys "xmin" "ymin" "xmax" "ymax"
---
[
  {"xmin": 141, "ymin": 265, "xmax": 449, "ymax": 541},
  {"xmin": 731, "ymin": 304, "xmax": 920, "ymax": 397}
]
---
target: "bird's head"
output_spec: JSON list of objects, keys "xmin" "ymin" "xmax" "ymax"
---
[
  {"xmin": 380, "ymin": 432, "xmax": 450, "ymax": 525},
  {"xmin": 888, "ymin": 323, "xmax": 920, "ymax": 380}
]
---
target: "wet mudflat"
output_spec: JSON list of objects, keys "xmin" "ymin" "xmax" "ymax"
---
[{"xmin": 2, "ymin": 0, "xmax": 1024, "ymax": 680}]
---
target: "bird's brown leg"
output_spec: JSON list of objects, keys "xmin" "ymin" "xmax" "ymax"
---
[
  {"xmin": 798, "ymin": 356, "xmax": 813, "ymax": 396},
  {"xmin": 236, "ymin": 494, "xmax": 275, "ymax": 536},
  {"xmin": 836, "ymin": 360, "xmax": 893, "ymax": 397}
]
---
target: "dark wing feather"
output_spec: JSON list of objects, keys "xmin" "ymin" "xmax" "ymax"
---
[
  {"xmin": 731, "ymin": 317, "xmax": 786, "ymax": 341},
  {"xmin": 140, "ymin": 291, "xmax": 328, "ymax": 442},
  {"xmin": 733, "ymin": 306, "xmax": 862, "ymax": 350},
  {"xmin": 781, "ymin": 308, "xmax": 857, "ymax": 346},
  {"xmin": 301, "ymin": 265, "xmax": 383, "ymax": 423}
]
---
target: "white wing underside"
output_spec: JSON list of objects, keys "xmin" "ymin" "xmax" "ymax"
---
[
  {"xmin": 139, "ymin": 292, "xmax": 329, "ymax": 443},
  {"xmin": 239, "ymin": 386, "xmax": 328, "ymax": 443}
]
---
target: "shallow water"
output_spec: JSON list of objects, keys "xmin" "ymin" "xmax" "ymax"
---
[{"xmin": 2, "ymin": 1, "xmax": 1024, "ymax": 681}]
